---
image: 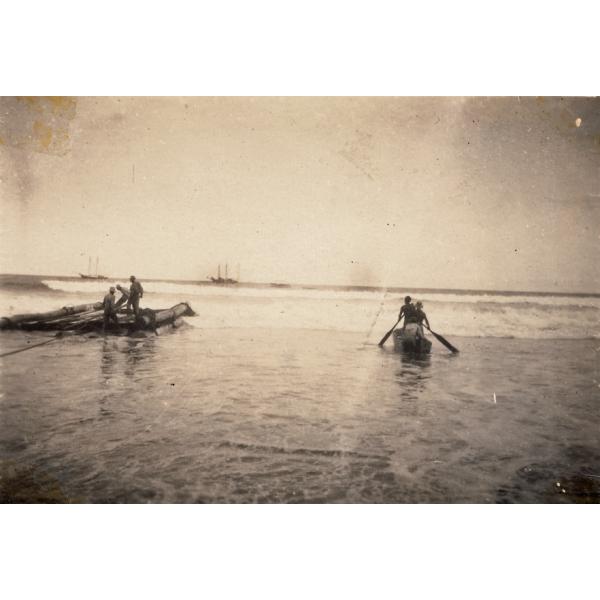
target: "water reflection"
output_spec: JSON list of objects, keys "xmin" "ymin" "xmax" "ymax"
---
[
  {"xmin": 100, "ymin": 338, "xmax": 119, "ymax": 382},
  {"xmin": 124, "ymin": 337, "xmax": 156, "ymax": 380},
  {"xmin": 394, "ymin": 353, "xmax": 432, "ymax": 401},
  {"xmin": 99, "ymin": 337, "xmax": 158, "ymax": 416},
  {"xmin": 100, "ymin": 336, "xmax": 157, "ymax": 381}
]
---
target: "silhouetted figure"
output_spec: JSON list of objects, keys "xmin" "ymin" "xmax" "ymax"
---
[
  {"xmin": 115, "ymin": 284, "xmax": 129, "ymax": 308},
  {"xmin": 102, "ymin": 287, "xmax": 120, "ymax": 333},
  {"xmin": 399, "ymin": 295, "xmax": 418, "ymax": 328},
  {"xmin": 126, "ymin": 275, "xmax": 144, "ymax": 317},
  {"xmin": 414, "ymin": 300, "xmax": 430, "ymax": 338}
]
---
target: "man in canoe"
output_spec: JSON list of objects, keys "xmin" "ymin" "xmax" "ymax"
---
[
  {"xmin": 102, "ymin": 286, "xmax": 120, "ymax": 333},
  {"xmin": 414, "ymin": 300, "xmax": 430, "ymax": 338},
  {"xmin": 126, "ymin": 275, "xmax": 144, "ymax": 316},
  {"xmin": 399, "ymin": 296, "xmax": 418, "ymax": 328}
]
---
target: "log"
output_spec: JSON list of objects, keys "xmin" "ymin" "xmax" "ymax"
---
[
  {"xmin": 154, "ymin": 303, "xmax": 195, "ymax": 324},
  {"xmin": 0, "ymin": 302, "xmax": 104, "ymax": 329},
  {"xmin": 136, "ymin": 303, "xmax": 195, "ymax": 329},
  {"xmin": 28, "ymin": 308, "xmax": 99, "ymax": 326}
]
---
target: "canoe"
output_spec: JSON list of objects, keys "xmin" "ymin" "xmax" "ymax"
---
[
  {"xmin": 0, "ymin": 302, "xmax": 196, "ymax": 335},
  {"xmin": 393, "ymin": 323, "xmax": 432, "ymax": 355}
]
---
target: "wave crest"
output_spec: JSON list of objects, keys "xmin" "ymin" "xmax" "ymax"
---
[{"xmin": 0, "ymin": 278, "xmax": 595, "ymax": 340}]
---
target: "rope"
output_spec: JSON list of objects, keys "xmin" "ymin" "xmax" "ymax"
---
[
  {"xmin": 0, "ymin": 334, "xmax": 62, "ymax": 358},
  {"xmin": 363, "ymin": 288, "xmax": 388, "ymax": 346}
]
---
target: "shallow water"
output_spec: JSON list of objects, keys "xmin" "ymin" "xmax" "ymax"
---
[{"xmin": 1, "ymin": 321, "xmax": 598, "ymax": 503}]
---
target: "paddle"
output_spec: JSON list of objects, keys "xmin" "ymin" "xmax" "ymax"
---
[
  {"xmin": 423, "ymin": 324, "xmax": 459, "ymax": 353},
  {"xmin": 378, "ymin": 318, "xmax": 401, "ymax": 347}
]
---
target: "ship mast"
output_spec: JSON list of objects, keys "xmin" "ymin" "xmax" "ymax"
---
[{"xmin": 95, "ymin": 257, "xmax": 99, "ymax": 277}]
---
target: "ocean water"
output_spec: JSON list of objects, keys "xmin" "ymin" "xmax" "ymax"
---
[{"xmin": 1, "ymin": 275, "xmax": 599, "ymax": 503}]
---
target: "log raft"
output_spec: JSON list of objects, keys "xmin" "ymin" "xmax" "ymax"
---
[
  {"xmin": 0, "ymin": 302, "xmax": 103, "ymax": 329},
  {"xmin": 0, "ymin": 302, "xmax": 196, "ymax": 336}
]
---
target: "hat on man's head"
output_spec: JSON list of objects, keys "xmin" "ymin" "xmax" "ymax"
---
[{"xmin": 404, "ymin": 295, "xmax": 412, "ymax": 302}]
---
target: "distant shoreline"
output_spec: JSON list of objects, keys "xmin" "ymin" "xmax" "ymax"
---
[{"xmin": 0, "ymin": 273, "xmax": 598, "ymax": 298}]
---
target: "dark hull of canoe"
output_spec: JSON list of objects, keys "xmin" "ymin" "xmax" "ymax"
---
[{"xmin": 393, "ymin": 325, "xmax": 432, "ymax": 355}]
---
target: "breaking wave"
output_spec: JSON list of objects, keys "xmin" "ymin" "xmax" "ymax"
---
[{"xmin": 0, "ymin": 277, "xmax": 597, "ymax": 340}]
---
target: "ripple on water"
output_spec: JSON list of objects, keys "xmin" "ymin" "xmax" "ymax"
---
[{"xmin": 1, "ymin": 330, "xmax": 598, "ymax": 503}]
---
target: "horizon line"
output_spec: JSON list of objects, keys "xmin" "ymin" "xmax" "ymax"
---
[{"xmin": 1, "ymin": 272, "xmax": 599, "ymax": 298}]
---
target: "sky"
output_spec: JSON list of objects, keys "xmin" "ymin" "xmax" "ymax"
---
[{"xmin": 0, "ymin": 96, "xmax": 598, "ymax": 292}]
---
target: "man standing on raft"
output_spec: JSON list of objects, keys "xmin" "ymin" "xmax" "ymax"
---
[
  {"xmin": 115, "ymin": 284, "xmax": 129, "ymax": 308},
  {"xmin": 126, "ymin": 275, "xmax": 144, "ymax": 317},
  {"xmin": 102, "ymin": 286, "xmax": 120, "ymax": 333}
]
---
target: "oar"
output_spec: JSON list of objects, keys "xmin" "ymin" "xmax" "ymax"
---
[
  {"xmin": 423, "ymin": 324, "xmax": 459, "ymax": 353},
  {"xmin": 378, "ymin": 318, "xmax": 401, "ymax": 347}
]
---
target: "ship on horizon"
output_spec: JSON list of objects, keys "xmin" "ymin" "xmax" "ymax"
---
[
  {"xmin": 207, "ymin": 264, "xmax": 238, "ymax": 285},
  {"xmin": 79, "ymin": 257, "xmax": 108, "ymax": 280}
]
